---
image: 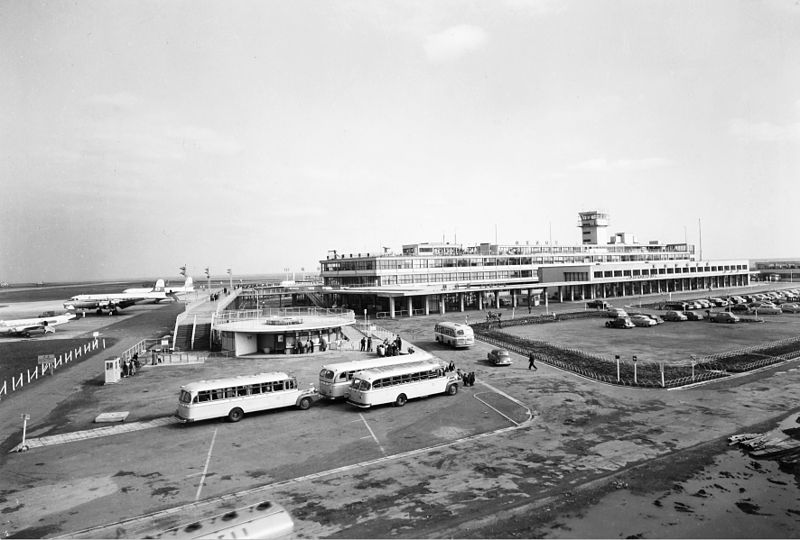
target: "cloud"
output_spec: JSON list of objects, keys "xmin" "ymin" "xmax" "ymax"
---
[
  {"xmin": 165, "ymin": 125, "xmax": 242, "ymax": 156},
  {"xmin": 729, "ymin": 118, "xmax": 800, "ymax": 143},
  {"xmin": 88, "ymin": 92, "xmax": 141, "ymax": 109},
  {"xmin": 568, "ymin": 157, "xmax": 672, "ymax": 172},
  {"xmin": 424, "ymin": 24, "xmax": 488, "ymax": 62}
]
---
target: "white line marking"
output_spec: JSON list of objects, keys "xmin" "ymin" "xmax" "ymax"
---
[
  {"xmin": 473, "ymin": 393, "xmax": 521, "ymax": 426},
  {"xmin": 195, "ymin": 428, "xmax": 217, "ymax": 501},
  {"xmin": 359, "ymin": 413, "xmax": 386, "ymax": 455}
]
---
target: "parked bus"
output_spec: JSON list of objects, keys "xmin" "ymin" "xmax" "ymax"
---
[
  {"xmin": 318, "ymin": 353, "xmax": 432, "ymax": 400},
  {"xmin": 150, "ymin": 500, "xmax": 293, "ymax": 539},
  {"xmin": 175, "ymin": 372, "xmax": 319, "ymax": 423},
  {"xmin": 346, "ymin": 359, "xmax": 460, "ymax": 408},
  {"xmin": 433, "ymin": 322, "xmax": 475, "ymax": 348}
]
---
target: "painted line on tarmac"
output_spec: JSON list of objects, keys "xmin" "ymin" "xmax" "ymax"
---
[
  {"xmin": 473, "ymin": 392, "xmax": 522, "ymax": 426},
  {"xmin": 9, "ymin": 416, "xmax": 179, "ymax": 453},
  {"xmin": 64, "ymin": 403, "xmax": 536, "ymax": 539},
  {"xmin": 359, "ymin": 413, "xmax": 386, "ymax": 455},
  {"xmin": 195, "ymin": 428, "xmax": 218, "ymax": 501}
]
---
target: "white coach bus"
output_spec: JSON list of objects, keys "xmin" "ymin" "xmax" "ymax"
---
[
  {"xmin": 433, "ymin": 322, "xmax": 475, "ymax": 348},
  {"xmin": 151, "ymin": 500, "xmax": 293, "ymax": 539},
  {"xmin": 318, "ymin": 353, "xmax": 432, "ymax": 400},
  {"xmin": 346, "ymin": 359, "xmax": 460, "ymax": 408},
  {"xmin": 175, "ymin": 372, "xmax": 319, "ymax": 423}
]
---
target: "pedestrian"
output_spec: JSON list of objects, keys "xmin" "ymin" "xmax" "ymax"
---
[
  {"xmin": 528, "ymin": 304, "xmax": 532, "ymax": 314},
  {"xmin": 448, "ymin": 360, "xmax": 455, "ymax": 372},
  {"xmin": 367, "ymin": 336, "xmax": 373, "ymax": 352},
  {"xmin": 129, "ymin": 358, "xmax": 137, "ymax": 376},
  {"xmin": 528, "ymin": 353, "xmax": 538, "ymax": 371},
  {"xmin": 468, "ymin": 372, "xmax": 476, "ymax": 386},
  {"xmin": 360, "ymin": 337, "xmax": 366, "ymax": 352},
  {"xmin": 395, "ymin": 335, "xmax": 402, "ymax": 352},
  {"xmin": 122, "ymin": 358, "xmax": 129, "ymax": 377}
]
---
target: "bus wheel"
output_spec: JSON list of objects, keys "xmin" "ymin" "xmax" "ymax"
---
[
  {"xmin": 298, "ymin": 397, "xmax": 311, "ymax": 410},
  {"xmin": 227, "ymin": 408, "xmax": 244, "ymax": 422},
  {"xmin": 395, "ymin": 394, "xmax": 407, "ymax": 407},
  {"xmin": 447, "ymin": 384, "xmax": 458, "ymax": 396}
]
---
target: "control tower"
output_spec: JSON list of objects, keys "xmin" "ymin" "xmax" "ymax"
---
[{"xmin": 578, "ymin": 211, "xmax": 609, "ymax": 245}]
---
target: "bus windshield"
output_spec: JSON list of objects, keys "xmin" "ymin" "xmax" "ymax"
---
[
  {"xmin": 179, "ymin": 390, "xmax": 193, "ymax": 404},
  {"xmin": 319, "ymin": 369, "xmax": 335, "ymax": 381},
  {"xmin": 351, "ymin": 378, "xmax": 371, "ymax": 391}
]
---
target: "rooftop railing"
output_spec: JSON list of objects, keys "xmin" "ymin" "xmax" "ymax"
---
[{"xmin": 213, "ymin": 307, "xmax": 355, "ymax": 326}]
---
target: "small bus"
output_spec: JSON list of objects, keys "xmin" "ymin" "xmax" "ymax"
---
[
  {"xmin": 150, "ymin": 500, "xmax": 293, "ymax": 539},
  {"xmin": 318, "ymin": 353, "xmax": 432, "ymax": 400},
  {"xmin": 175, "ymin": 372, "xmax": 319, "ymax": 423},
  {"xmin": 433, "ymin": 322, "xmax": 475, "ymax": 348},
  {"xmin": 346, "ymin": 359, "xmax": 460, "ymax": 408}
]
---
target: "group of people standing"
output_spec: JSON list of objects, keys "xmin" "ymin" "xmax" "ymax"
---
[
  {"xmin": 122, "ymin": 353, "xmax": 141, "ymax": 377},
  {"xmin": 362, "ymin": 334, "xmax": 405, "ymax": 357}
]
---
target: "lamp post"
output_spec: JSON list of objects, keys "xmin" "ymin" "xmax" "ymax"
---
[
  {"xmin": 205, "ymin": 267, "xmax": 211, "ymax": 293},
  {"xmin": 227, "ymin": 268, "xmax": 233, "ymax": 292}
]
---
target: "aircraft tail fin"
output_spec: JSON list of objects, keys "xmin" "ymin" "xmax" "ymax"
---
[
  {"xmin": 184, "ymin": 277, "xmax": 194, "ymax": 291},
  {"xmin": 153, "ymin": 279, "xmax": 166, "ymax": 292}
]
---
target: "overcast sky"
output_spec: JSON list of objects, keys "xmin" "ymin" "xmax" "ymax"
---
[{"xmin": 2, "ymin": 0, "xmax": 799, "ymax": 282}]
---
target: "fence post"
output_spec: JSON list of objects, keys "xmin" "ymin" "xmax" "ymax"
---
[
  {"xmin": 633, "ymin": 355, "xmax": 638, "ymax": 384},
  {"xmin": 615, "ymin": 355, "xmax": 620, "ymax": 382},
  {"xmin": 660, "ymin": 362, "xmax": 665, "ymax": 388}
]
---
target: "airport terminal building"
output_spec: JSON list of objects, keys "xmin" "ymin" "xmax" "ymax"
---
[{"xmin": 318, "ymin": 211, "xmax": 750, "ymax": 318}]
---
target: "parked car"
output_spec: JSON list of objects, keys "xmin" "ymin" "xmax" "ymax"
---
[
  {"xmin": 606, "ymin": 308, "xmax": 629, "ymax": 319},
  {"xmin": 749, "ymin": 301, "xmax": 776, "ymax": 309},
  {"xmin": 683, "ymin": 311, "xmax": 704, "ymax": 321},
  {"xmin": 606, "ymin": 317, "xmax": 635, "ymax": 329},
  {"xmin": 696, "ymin": 299, "xmax": 712, "ymax": 309},
  {"xmin": 730, "ymin": 304, "xmax": 750, "ymax": 312},
  {"xmin": 710, "ymin": 312, "xmax": 740, "ymax": 323},
  {"xmin": 587, "ymin": 300, "xmax": 612, "ymax": 309},
  {"xmin": 487, "ymin": 349, "xmax": 512, "ymax": 366},
  {"xmin": 709, "ymin": 297, "xmax": 728, "ymax": 306},
  {"xmin": 750, "ymin": 305, "xmax": 782, "ymax": 315},
  {"xmin": 663, "ymin": 310, "xmax": 688, "ymax": 321},
  {"xmin": 645, "ymin": 314, "xmax": 665, "ymax": 324},
  {"xmin": 730, "ymin": 296, "xmax": 746, "ymax": 304},
  {"xmin": 662, "ymin": 302, "xmax": 687, "ymax": 311},
  {"xmin": 780, "ymin": 303, "xmax": 800, "ymax": 313},
  {"xmin": 630, "ymin": 314, "xmax": 657, "ymax": 327}
]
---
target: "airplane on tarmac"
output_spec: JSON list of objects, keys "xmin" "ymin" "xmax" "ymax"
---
[
  {"xmin": 123, "ymin": 277, "xmax": 194, "ymax": 295},
  {"xmin": 0, "ymin": 312, "xmax": 76, "ymax": 337},
  {"xmin": 63, "ymin": 289, "xmax": 176, "ymax": 315}
]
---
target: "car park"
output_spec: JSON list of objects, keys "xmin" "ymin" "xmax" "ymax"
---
[
  {"xmin": 780, "ymin": 303, "xmax": 800, "ymax": 313},
  {"xmin": 606, "ymin": 317, "xmax": 635, "ymax": 329},
  {"xmin": 487, "ymin": 349, "xmax": 513, "ymax": 366},
  {"xmin": 663, "ymin": 310, "xmax": 688, "ymax": 321},
  {"xmin": 683, "ymin": 311, "xmax": 704, "ymax": 321},
  {"xmin": 630, "ymin": 314, "xmax": 657, "ymax": 327},
  {"xmin": 710, "ymin": 312, "xmax": 740, "ymax": 323},
  {"xmin": 606, "ymin": 308, "xmax": 629, "ymax": 319}
]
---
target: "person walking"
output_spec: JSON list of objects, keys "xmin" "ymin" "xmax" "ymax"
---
[
  {"xmin": 367, "ymin": 336, "xmax": 373, "ymax": 352},
  {"xmin": 360, "ymin": 337, "xmax": 366, "ymax": 352},
  {"xmin": 528, "ymin": 353, "xmax": 538, "ymax": 371}
]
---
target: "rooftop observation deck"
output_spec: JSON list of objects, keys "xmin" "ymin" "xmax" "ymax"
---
[{"xmin": 213, "ymin": 307, "xmax": 355, "ymax": 333}]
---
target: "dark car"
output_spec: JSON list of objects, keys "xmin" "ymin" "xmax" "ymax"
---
[
  {"xmin": 730, "ymin": 304, "xmax": 750, "ymax": 312},
  {"xmin": 487, "ymin": 349, "xmax": 512, "ymax": 366},
  {"xmin": 683, "ymin": 311, "xmax": 704, "ymax": 321},
  {"xmin": 587, "ymin": 300, "xmax": 612, "ymax": 310},
  {"xmin": 605, "ymin": 317, "xmax": 635, "ymax": 329}
]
